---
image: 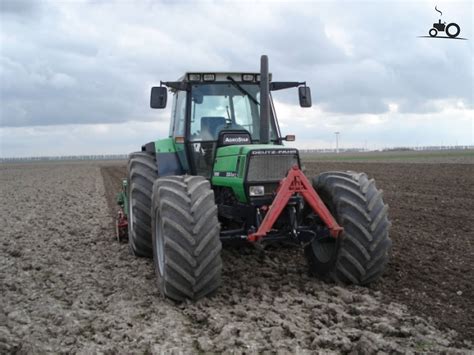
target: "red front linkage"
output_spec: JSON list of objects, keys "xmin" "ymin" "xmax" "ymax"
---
[{"xmin": 248, "ymin": 165, "xmax": 343, "ymax": 242}]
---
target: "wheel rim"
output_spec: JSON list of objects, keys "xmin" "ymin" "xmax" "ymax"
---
[
  {"xmin": 154, "ymin": 210, "xmax": 165, "ymax": 275},
  {"xmin": 312, "ymin": 237, "xmax": 337, "ymax": 263}
]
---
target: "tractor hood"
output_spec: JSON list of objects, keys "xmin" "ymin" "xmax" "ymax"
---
[
  {"xmin": 212, "ymin": 145, "xmax": 300, "ymax": 203},
  {"xmin": 215, "ymin": 144, "xmax": 299, "ymax": 158}
]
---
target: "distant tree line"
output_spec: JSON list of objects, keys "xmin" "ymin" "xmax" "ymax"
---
[
  {"xmin": 299, "ymin": 145, "xmax": 473, "ymax": 154},
  {"xmin": 1, "ymin": 145, "xmax": 473, "ymax": 162},
  {"xmin": 0, "ymin": 154, "xmax": 128, "ymax": 163},
  {"xmin": 383, "ymin": 145, "xmax": 474, "ymax": 152}
]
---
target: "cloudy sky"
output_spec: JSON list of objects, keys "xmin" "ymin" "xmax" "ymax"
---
[{"xmin": 0, "ymin": 0, "xmax": 472, "ymax": 157}]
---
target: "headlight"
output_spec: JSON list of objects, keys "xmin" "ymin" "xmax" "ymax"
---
[
  {"xmin": 187, "ymin": 73, "xmax": 201, "ymax": 81},
  {"xmin": 203, "ymin": 73, "xmax": 215, "ymax": 81},
  {"xmin": 249, "ymin": 185, "xmax": 264, "ymax": 196}
]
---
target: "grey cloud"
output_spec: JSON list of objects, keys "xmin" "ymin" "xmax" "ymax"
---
[
  {"xmin": 0, "ymin": 1, "xmax": 472, "ymax": 128},
  {"xmin": 0, "ymin": 0, "xmax": 40, "ymax": 16},
  {"xmin": 320, "ymin": 95, "xmax": 389, "ymax": 115},
  {"xmin": 305, "ymin": 2, "xmax": 473, "ymax": 114}
]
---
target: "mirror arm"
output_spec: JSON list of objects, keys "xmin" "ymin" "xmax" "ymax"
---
[
  {"xmin": 270, "ymin": 82, "xmax": 306, "ymax": 91},
  {"xmin": 276, "ymin": 134, "xmax": 296, "ymax": 144},
  {"xmin": 161, "ymin": 81, "xmax": 190, "ymax": 91}
]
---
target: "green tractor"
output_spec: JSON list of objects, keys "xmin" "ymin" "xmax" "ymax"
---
[{"xmin": 116, "ymin": 56, "xmax": 392, "ymax": 301}]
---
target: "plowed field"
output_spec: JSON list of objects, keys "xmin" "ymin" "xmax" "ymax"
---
[{"xmin": 1, "ymin": 159, "xmax": 472, "ymax": 353}]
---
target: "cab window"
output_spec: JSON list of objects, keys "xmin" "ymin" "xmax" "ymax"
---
[
  {"xmin": 189, "ymin": 83, "xmax": 276, "ymax": 142},
  {"xmin": 172, "ymin": 90, "xmax": 186, "ymax": 137}
]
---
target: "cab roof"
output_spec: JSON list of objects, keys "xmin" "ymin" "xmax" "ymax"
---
[{"xmin": 177, "ymin": 72, "xmax": 272, "ymax": 82}]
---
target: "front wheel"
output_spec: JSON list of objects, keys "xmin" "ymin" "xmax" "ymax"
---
[
  {"xmin": 152, "ymin": 175, "xmax": 222, "ymax": 301},
  {"xmin": 429, "ymin": 28, "xmax": 438, "ymax": 37},
  {"xmin": 446, "ymin": 23, "xmax": 460, "ymax": 38},
  {"xmin": 305, "ymin": 171, "xmax": 392, "ymax": 285}
]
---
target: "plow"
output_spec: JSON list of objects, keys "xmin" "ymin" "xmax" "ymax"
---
[{"xmin": 116, "ymin": 55, "xmax": 392, "ymax": 301}]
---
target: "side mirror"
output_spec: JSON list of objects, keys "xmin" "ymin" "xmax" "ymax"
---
[
  {"xmin": 298, "ymin": 86, "xmax": 312, "ymax": 108},
  {"xmin": 150, "ymin": 86, "xmax": 167, "ymax": 109}
]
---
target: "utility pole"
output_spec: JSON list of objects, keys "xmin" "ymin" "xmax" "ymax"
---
[{"xmin": 335, "ymin": 132, "xmax": 340, "ymax": 153}]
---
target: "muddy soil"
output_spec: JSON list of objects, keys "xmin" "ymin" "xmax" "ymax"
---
[
  {"xmin": 303, "ymin": 162, "xmax": 474, "ymax": 343},
  {"xmin": 1, "ymin": 161, "xmax": 472, "ymax": 353}
]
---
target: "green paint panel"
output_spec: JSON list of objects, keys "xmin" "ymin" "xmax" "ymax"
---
[
  {"xmin": 213, "ymin": 154, "xmax": 240, "ymax": 172},
  {"xmin": 154, "ymin": 138, "xmax": 177, "ymax": 153},
  {"xmin": 211, "ymin": 144, "xmax": 274, "ymax": 202},
  {"xmin": 215, "ymin": 145, "xmax": 245, "ymax": 158},
  {"xmin": 155, "ymin": 138, "xmax": 189, "ymax": 171},
  {"xmin": 212, "ymin": 176, "xmax": 247, "ymax": 202}
]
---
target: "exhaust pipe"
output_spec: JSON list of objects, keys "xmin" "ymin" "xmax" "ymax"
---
[{"xmin": 259, "ymin": 55, "xmax": 270, "ymax": 144}]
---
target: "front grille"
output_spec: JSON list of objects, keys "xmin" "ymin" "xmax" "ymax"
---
[{"xmin": 246, "ymin": 152, "xmax": 298, "ymax": 182}]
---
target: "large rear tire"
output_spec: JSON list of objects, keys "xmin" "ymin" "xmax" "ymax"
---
[
  {"xmin": 152, "ymin": 175, "xmax": 222, "ymax": 301},
  {"xmin": 127, "ymin": 152, "xmax": 158, "ymax": 257},
  {"xmin": 305, "ymin": 171, "xmax": 392, "ymax": 285}
]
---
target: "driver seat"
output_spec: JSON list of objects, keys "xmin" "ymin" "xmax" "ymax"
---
[{"xmin": 200, "ymin": 116, "xmax": 226, "ymax": 140}]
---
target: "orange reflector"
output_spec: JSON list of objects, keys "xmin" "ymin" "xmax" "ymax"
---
[{"xmin": 175, "ymin": 136, "xmax": 185, "ymax": 144}]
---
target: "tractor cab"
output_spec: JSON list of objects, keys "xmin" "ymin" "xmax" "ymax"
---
[
  {"xmin": 169, "ymin": 73, "xmax": 280, "ymax": 178},
  {"xmin": 150, "ymin": 70, "xmax": 311, "ymax": 179}
]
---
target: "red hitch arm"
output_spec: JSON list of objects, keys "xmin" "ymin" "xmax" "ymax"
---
[{"xmin": 248, "ymin": 165, "xmax": 343, "ymax": 242}]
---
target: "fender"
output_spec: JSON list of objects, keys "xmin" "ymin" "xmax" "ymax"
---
[{"xmin": 149, "ymin": 138, "xmax": 186, "ymax": 177}]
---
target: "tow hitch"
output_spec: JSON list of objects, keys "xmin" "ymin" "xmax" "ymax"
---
[{"xmin": 248, "ymin": 165, "xmax": 343, "ymax": 242}]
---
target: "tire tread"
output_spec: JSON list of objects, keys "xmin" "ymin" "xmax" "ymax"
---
[
  {"xmin": 152, "ymin": 175, "xmax": 222, "ymax": 301},
  {"xmin": 308, "ymin": 171, "xmax": 392, "ymax": 285},
  {"xmin": 128, "ymin": 152, "xmax": 158, "ymax": 257}
]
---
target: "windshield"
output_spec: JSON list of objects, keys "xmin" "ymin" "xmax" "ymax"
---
[{"xmin": 190, "ymin": 83, "xmax": 277, "ymax": 141}]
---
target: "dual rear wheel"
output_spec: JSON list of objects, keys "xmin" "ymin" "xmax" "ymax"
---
[
  {"xmin": 127, "ymin": 153, "xmax": 222, "ymax": 301},
  {"xmin": 127, "ymin": 153, "xmax": 157, "ymax": 257},
  {"xmin": 151, "ymin": 176, "xmax": 222, "ymax": 301}
]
